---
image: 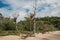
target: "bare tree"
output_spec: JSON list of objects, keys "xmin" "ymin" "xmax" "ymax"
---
[
  {"xmin": 29, "ymin": 12, "xmax": 36, "ymax": 37},
  {"xmin": 0, "ymin": 13, "xmax": 3, "ymax": 23},
  {"xmin": 12, "ymin": 13, "xmax": 21, "ymax": 40},
  {"xmin": 13, "ymin": 17, "xmax": 19, "ymax": 32},
  {"xmin": 13, "ymin": 13, "xmax": 19, "ymax": 33},
  {"xmin": 33, "ymin": 0, "xmax": 37, "ymax": 36}
]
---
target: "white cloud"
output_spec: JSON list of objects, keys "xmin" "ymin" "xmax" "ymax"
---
[
  {"xmin": 51, "ymin": 6, "xmax": 60, "ymax": 16},
  {"xmin": 3, "ymin": 0, "xmax": 34, "ymax": 10},
  {"xmin": 0, "ymin": 0, "xmax": 60, "ymax": 22},
  {"xmin": 35, "ymin": 0, "xmax": 60, "ymax": 17},
  {"xmin": 0, "ymin": 8, "xmax": 11, "ymax": 17},
  {"xmin": 36, "ymin": 6, "xmax": 60, "ymax": 17},
  {"xmin": 17, "ymin": 10, "xmax": 27, "ymax": 22}
]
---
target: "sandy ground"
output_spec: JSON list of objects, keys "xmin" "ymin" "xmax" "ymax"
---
[{"xmin": 0, "ymin": 31, "xmax": 60, "ymax": 40}]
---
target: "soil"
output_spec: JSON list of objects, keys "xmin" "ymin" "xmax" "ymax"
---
[{"xmin": 0, "ymin": 31, "xmax": 60, "ymax": 40}]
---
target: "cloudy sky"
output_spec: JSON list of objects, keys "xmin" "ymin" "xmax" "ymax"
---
[{"xmin": 0, "ymin": 0, "xmax": 60, "ymax": 22}]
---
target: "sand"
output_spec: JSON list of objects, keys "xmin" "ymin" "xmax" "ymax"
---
[{"xmin": 0, "ymin": 31, "xmax": 60, "ymax": 40}]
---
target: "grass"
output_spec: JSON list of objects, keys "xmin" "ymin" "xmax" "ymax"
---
[
  {"xmin": 0, "ymin": 31, "xmax": 18, "ymax": 36},
  {"xmin": 0, "ymin": 29, "xmax": 59, "ymax": 36},
  {"xmin": 0, "ymin": 30, "xmax": 31, "ymax": 36}
]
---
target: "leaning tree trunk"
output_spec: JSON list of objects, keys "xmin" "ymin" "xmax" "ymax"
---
[{"xmin": 13, "ymin": 17, "xmax": 20, "ymax": 40}]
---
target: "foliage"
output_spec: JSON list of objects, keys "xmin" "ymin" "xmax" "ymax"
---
[{"xmin": 0, "ymin": 14, "xmax": 60, "ymax": 35}]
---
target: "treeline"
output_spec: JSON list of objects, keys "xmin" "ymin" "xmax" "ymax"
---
[
  {"xmin": 17, "ymin": 17, "xmax": 60, "ymax": 33},
  {"xmin": 0, "ymin": 17, "xmax": 60, "ymax": 31},
  {"xmin": 0, "ymin": 13, "xmax": 60, "ymax": 35}
]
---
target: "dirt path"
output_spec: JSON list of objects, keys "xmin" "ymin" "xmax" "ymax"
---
[{"xmin": 0, "ymin": 31, "xmax": 60, "ymax": 40}]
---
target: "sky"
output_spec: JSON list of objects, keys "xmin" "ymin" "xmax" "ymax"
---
[{"xmin": 0, "ymin": 0, "xmax": 60, "ymax": 22}]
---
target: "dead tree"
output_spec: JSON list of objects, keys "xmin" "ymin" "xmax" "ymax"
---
[
  {"xmin": 29, "ymin": 0, "xmax": 37, "ymax": 36},
  {"xmin": 29, "ymin": 13, "xmax": 36, "ymax": 36},
  {"xmin": 13, "ymin": 17, "xmax": 19, "ymax": 33},
  {"xmin": 13, "ymin": 13, "xmax": 21, "ymax": 40}
]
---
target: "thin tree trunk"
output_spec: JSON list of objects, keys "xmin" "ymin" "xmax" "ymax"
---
[
  {"xmin": 15, "ymin": 22, "xmax": 21, "ymax": 40},
  {"xmin": 15, "ymin": 22, "xmax": 19, "ymax": 33},
  {"xmin": 29, "ymin": 20, "xmax": 32, "ymax": 36},
  {"xmin": 33, "ymin": 19, "xmax": 36, "ymax": 34}
]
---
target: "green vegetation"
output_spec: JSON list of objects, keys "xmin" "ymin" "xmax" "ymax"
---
[{"xmin": 0, "ymin": 13, "xmax": 60, "ymax": 36}]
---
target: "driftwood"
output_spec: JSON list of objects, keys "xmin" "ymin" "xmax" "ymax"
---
[{"xmin": 21, "ymin": 34, "xmax": 28, "ymax": 39}]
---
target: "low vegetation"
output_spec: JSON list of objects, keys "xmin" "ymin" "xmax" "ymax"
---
[{"xmin": 0, "ymin": 13, "xmax": 60, "ymax": 36}]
